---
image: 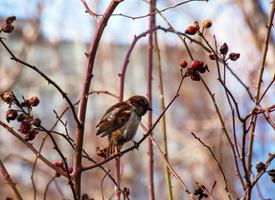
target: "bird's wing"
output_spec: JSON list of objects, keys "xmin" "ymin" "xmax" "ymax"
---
[{"xmin": 96, "ymin": 102, "xmax": 132, "ymax": 137}]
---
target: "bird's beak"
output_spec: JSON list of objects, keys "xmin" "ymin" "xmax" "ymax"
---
[{"xmin": 148, "ymin": 107, "xmax": 152, "ymax": 111}]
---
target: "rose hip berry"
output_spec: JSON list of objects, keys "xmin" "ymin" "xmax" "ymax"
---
[{"xmin": 28, "ymin": 96, "xmax": 40, "ymax": 107}]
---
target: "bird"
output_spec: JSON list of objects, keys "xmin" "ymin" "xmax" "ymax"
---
[{"xmin": 96, "ymin": 95, "xmax": 152, "ymax": 156}]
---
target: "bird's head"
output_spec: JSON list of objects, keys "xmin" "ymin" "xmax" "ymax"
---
[{"xmin": 127, "ymin": 95, "xmax": 152, "ymax": 116}]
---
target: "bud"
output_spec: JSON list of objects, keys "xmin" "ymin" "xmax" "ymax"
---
[
  {"xmin": 202, "ymin": 19, "xmax": 212, "ymax": 28},
  {"xmin": 191, "ymin": 59, "xmax": 203, "ymax": 70},
  {"xmin": 32, "ymin": 118, "xmax": 41, "ymax": 127},
  {"xmin": 229, "ymin": 53, "xmax": 240, "ymax": 61},
  {"xmin": 179, "ymin": 59, "xmax": 188, "ymax": 68},
  {"xmin": 255, "ymin": 162, "xmax": 265, "ymax": 172},
  {"xmin": 6, "ymin": 109, "xmax": 18, "ymax": 122},
  {"xmin": 220, "ymin": 43, "xmax": 228, "ymax": 55},
  {"xmin": 28, "ymin": 96, "xmax": 39, "ymax": 107},
  {"xmin": 1, "ymin": 91, "xmax": 15, "ymax": 104},
  {"xmin": 19, "ymin": 121, "xmax": 31, "ymax": 134},
  {"xmin": 5, "ymin": 16, "xmax": 16, "ymax": 24}
]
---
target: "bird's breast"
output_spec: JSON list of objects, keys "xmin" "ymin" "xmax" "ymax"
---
[{"xmin": 121, "ymin": 112, "xmax": 141, "ymax": 142}]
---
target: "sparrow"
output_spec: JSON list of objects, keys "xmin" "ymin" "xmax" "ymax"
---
[{"xmin": 96, "ymin": 95, "xmax": 152, "ymax": 155}]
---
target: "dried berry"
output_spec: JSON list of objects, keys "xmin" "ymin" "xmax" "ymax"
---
[
  {"xmin": 5, "ymin": 16, "xmax": 16, "ymax": 24},
  {"xmin": 28, "ymin": 96, "xmax": 39, "ymax": 106},
  {"xmin": 19, "ymin": 121, "xmax": 31, "ymax": 134},
  {"xmin": 16, "ymin": 114, "xmax": 25, "ymax": 122},
  {"xmin": 198, "ymin": 66, "xmax": 207, "ymax": 73},
  {"xmin": 54, "ymin": 161, "xmax": 64, "ymax": 168},
  {"xmin": 96, "ymin": 147, "xmax": 108, "ymax": 158},
  {"xmin": 229, "ymin": 53, "xmax": 240, "ymax": 61},
  {"xmin": 123, "ymin": 187, "xmax": 130, "ymax": 196},
  {"xmin": 29, "ymin": 128, "xmax": 39, "ymax": 137},
  {"xmin": 271, "ymin": 176, "xmax": 275, "ymax": 183},
  {"xmin": 202, "ymin": 19, "xmax": 212, "ymax": 28},
  {"xmin": 194, "ymin": 187, "xmax": 203, "ymax": 195},
  {"xmin": 179, "ymin": 59, "xmax": 188, "ymax": 68},
  {"xmin": 32, "ymin": 118, "xmax": 41, "ymax": 127},
  {"xmin": 209, "ymin": 53, "xmax": 216, "ymax": 60},
  {"xmin": 220, "ymin": 43, "xmax": 228, "ymax": 55},
  {"xmin": 190, "ymin": 73, "xmax": 201, "ymax": 81},
  {"xmin": 255, "ymin": 162, "xmax": 265, "ymax": 172},
  {"xmin": 24, "ymin": 133, "xmax": 35, "ymax": 141},
  {"xmin": 267, "ymin": 169, "xmax": 275, "ymax": 177},
  {"xmin": 1, "ymin": 91, "xmax": 15, "ymax": 104},
  {"xmin": 191, "ymin": 59, "xmax": 203, "ymax": 70},
  {"xmin": 6, "ymin": 109, "xmax": 18, "ymax": 122},
  {"xmin": 1, "ymin": 23, "xmax": 14, "ymax": 33}
]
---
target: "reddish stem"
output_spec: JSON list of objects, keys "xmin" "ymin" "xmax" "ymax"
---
[{"xmin": 73, "ymin": 0, "xmax": 121, "ymax": 198}]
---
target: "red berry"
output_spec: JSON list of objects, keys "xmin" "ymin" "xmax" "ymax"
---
[
  {"xmin": 191, "ymin": 60, "xmax": 203, "ymax": 70},
  {"xmin": 28, "ymin": 96, "xmax": 39, "ymax": 107},
  {"xmin": 179, "ymin": 59, "xmax": 188, "ymax": 68},
  {"xmin": 185, "ymin": 26, "xmax": 198, "ymax": 35},
  {"xmin": 69, "ymin": 167, "xmax": 74, "ymax": 174},
  {"xmin": 19, "ymin": 122, "xmax": 31, "ymax": 134},
  {"xmin": 54, "ymin": 161, "xmax": 63, "ymax": 168}
]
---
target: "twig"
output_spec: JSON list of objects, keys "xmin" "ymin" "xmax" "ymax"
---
[
  {"xmin": 0, "ymin": 38, "xmax": 80, "ymax": 127},
  {"xmin": 43, "ymin": 176, "xmax": 56, "ymax": 200},
  {"xmin": 149, "ymin": 135, "xmax": 194, "ymax": 199},
  {"xmin": 155, "ymin": 25, "xmax": 173, "ymax": 200},
  {"xmin": 0, "ymin": 158, "xmax": 23, "ymax": 200},
  {"xmin": 191, "ymin": 132, "xmax": 232, "ymax": 200}
]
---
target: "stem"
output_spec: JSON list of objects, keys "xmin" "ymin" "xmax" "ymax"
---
[
  {"xmin": 154, "ymin": 30, "xmax": 173, "ymax": 200},
  {"xmin": 0, "ymin": 159, "xmax": 23, "ymax": 200},
  {"xmin": 246, "ymin": 2, "xmax": 275, "ymax": 199},
  {"xmin": 147, "ymin": 0, "xmax": 155, "ymax": 199},
  {"xmin": 73, "ymin": 0, "xmax": 121, "ymax": 198}
]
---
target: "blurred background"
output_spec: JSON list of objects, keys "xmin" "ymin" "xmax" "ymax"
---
[{"xmin": 0, "ymin": 0, "xmax": 274, "ymax": 199}]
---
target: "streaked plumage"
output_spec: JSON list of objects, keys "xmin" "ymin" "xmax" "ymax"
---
[{"xmin": 96, "ymin": 95, "xmax": 151, "ymax": 155}]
